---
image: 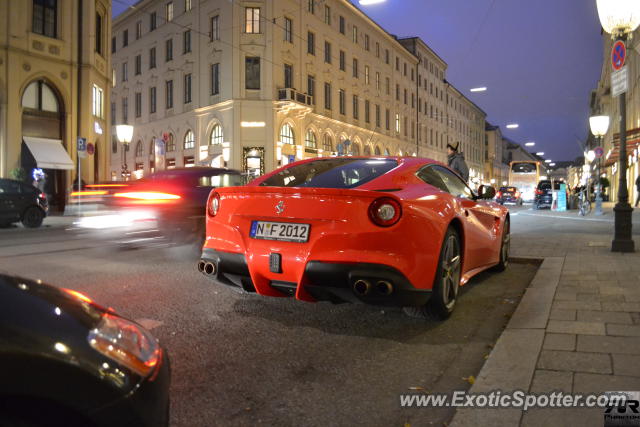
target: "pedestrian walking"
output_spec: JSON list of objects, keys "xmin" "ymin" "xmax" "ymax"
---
[{"xmin": 447, "ymin": 141, "xmax": 469, "ymax": 182}]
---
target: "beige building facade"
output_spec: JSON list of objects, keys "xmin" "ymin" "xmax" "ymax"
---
[
  {"xmin": 0, "ymin": 0, "xmax": 112, "ymax": 211},
  {"xmin": 110, "ymin": 0, "xmax": 486, "ymax": 181},
  {"xmin": 484, "ymin": 123, "xmax": 509, "ymax": 186}
]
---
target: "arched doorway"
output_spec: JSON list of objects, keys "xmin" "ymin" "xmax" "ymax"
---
[{"xmin": 21, "ymin": 79, "xmax": 70, "ymax": 212}]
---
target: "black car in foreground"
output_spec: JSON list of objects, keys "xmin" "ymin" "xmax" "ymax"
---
[
  {"xmin": 495, "ymin": 186, "xmax": 523, "ymax": 205},
  {"xmin": 0, "ymin": 274, "xmax": 170, "ymax": 427},
  {"xmin": 0, "ymin": 178, "xmax": 49, "ymax": 228},
  {"xmin": 533, "ymin": 180, "xmax": 565, "ymax": 209}
]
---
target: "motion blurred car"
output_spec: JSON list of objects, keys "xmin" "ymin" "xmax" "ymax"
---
[
  {"xmin": 198, "ymin": 157, "xmax": 510, "ymax": 320},
  {"xmin": 0, "ymin": 273, "xmax": 170, "ymax": 426},
  {"xmin": 533, "ymin": 180, "xmax": 565, "ymax": 209},
  {"xmin": 76, "ymin": 167, "xmax": 243, "ymax": 249},
  {"xmin": 0, "ymin": 178, "xmax": 49, "ymax": 228},
  {"xmin": 495, "ymin": 186, "xmax": 523, "ymax": 206}
]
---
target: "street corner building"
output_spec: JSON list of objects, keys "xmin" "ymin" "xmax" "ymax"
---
[
  {"xmin": 0, "ymin": 0, "xmax": 113, "ymax": 213},
  {"xmin": 109, "ymin": 0, "xmax": 487, "ymax": 182}
]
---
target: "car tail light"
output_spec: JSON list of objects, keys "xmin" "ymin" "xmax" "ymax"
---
[
  {"xmin": 70, "ymin": 190, "xmax": 108, "ymax": 197},
  {"xmin": 515, "ymin": 191, "xmax": 520, "ymax": 198},
  {"xmin": 208, "ymin": 191, "xmax": 221, "ymax": 217},
  {"xmin": 39, "ymin": 192, "xmax": 47, "ymax": 199},
  {"xmin": 368, "ymin": 197, "xmax": 402, "ymax": 227},
  {"xmin": 535, "ymin": 189, "xmax": 543, "ymax": 195},
  {"xmin": 114, "ymin": 191, "xmax": 181, "ymax": 205},
  {"xmin": 496, "ymin": 191, "xmax": 502, "ymax": 198}
]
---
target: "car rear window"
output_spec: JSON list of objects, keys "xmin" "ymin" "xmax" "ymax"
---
[
  {"xmin": 539, "ymin": 182, "xmax": 552, "ymax": 190},
  {"xmin": 198, "ymin": 174, "xmax": 244, "ymax": 188},
  {"xmin": 500, "ymin": 187, "xmax": 516, "ymax": 192},
  {"xmin": 259, "ymin": 158, "xmax": 398, "ymax": 189}
]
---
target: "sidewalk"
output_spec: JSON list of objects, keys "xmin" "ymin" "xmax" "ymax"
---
[{"xmin": 451, "ymin": 205, "xmax": 640, "ymax": 427}]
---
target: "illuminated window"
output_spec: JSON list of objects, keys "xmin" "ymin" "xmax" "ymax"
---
[
  {"xmin": 210, "ymin": 124, "xmax": 223, "ymax": 145},
  {"xmin": 92, "ymin": 85, "xmax": 103, "ymax": 118},
  {"xmin": 305, "ymin": 130, "xmax": 317, "ymax": 149},
  {"xmin": 184, "ymin": 130, "xmax": 195, "ymax": 149},
  {"xmin": 245, "ymin": 7, "xmax": 260, "ymax": 33},
  {"xmin": 135, "ymin": 140, "xmax": 143, "ymax": 157},
  {"xmin": 323, "ymin": 134, "xmax": 333, "ymax": 152},
  {"xmin": 280, "ymin": 123, "xmax": 294, "ymax": 145}
]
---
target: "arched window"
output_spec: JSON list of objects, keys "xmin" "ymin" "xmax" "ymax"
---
[
  {"xmin": 363, "ymin": 145, "xmax": 371, "ymax": 155},
  {"xmin": 280, "ymin": 123, "xmax": 295, "ymax": 145},
  {"xmin": 22, "ymin": 80, "xmax": 60, "ymax": 113},
  {"xmin": 184, "ymin": 130, "xmax": 195, "ymax": 149},
  {"xmin": 135, "ymin": 140, "xmax": 143, "ymax": 157},
  {"xmin": 351, "ymin": 143, "xmax": 361, "ymax": 156},
  {"xmin": 323, "ymin": 134, "xmax": 333, "ymax": 152},
  {"xmin": 305, "ymin": 130, "xmax": 317, "ymax": 149},
  {"xmin": 210, "ymin": 124, "xmax": 223, "ymax": 145},
  {"xmin": 149, "ymin": 139, "xmax": 155, "ymax": 155},
  {"xmin": 374, "ymin": 146, "xmax": 381, "ymax": 155},
  {"xmin": 384, "ymin": 147, "xmax": 390, "ymax": 156},
  {"xmin": 166, "ymin": 133, "xmax": 175, "ymax": 152}
]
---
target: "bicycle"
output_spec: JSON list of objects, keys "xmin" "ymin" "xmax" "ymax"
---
[{"xmin": 578, "ymin": 188, "xmax": 591, "ymax": 216}]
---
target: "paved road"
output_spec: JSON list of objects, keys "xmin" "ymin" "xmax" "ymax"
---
[{"xmin": 0, "ymin": 213, "xmax": 537, "ymax": 427}]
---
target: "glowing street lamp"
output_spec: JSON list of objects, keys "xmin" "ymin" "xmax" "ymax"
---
[
  {"xmin": 590, "ymin": 114, "xmax": 610, "ymax": 215},
  {"xmin": 506, "ymin": 123, "xmax": 519, "ymax": 129},
  {"xmin": 470, "ymin": 87, "xmax": 487, "ymax": 93},
  {"xmin": 116, "ymin": 124, "xmax": 134, "ymax": 180},
  {"xmin": 536, "ymin": 152, "xmax": 545, "ymax": 156},
  {"xmin": 525, "ymin": 142, "xmax": 535, "ymax": 147},
  {"xmin": 596, "ymin": 0, "xmax": 640, "ymax": 251}
]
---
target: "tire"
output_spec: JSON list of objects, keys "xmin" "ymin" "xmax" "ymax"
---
[
  {"xmin": 21, "ymin": 207, "xmax": 44, "ymax": 228},
  {"xmin": 491, "ymin": 218, "xmax": 510, "ymax": 272},
  {"xmin": 404, "ymin": 227, "xmax": 461, "ymax": 320}
]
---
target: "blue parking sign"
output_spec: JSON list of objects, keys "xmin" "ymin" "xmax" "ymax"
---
[{"xmin": 77, "ymin": 137, "xmax": 87, "ymax": 151}]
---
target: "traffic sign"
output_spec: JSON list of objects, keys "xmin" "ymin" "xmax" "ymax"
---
[
  {"xmin": 612, "ymin": 66, "xmax": 628, "ymax": 97},
  {"xmin": 612, "ymin": 40, "xmax": 626, "ymax": 71},
  {"xmin": 594, "ymin": 146, "xmax": 604, "ymax": 158},
  {"xmin": 86, "ymin": 142, "xmax": 95, "ymax": 156},
  {"xmin": 77, "ymin": 137, "xmax": 87, "ymax": 159}
]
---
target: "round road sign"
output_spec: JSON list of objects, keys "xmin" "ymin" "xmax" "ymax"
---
[
  {"xmin": 612, "ymin": 40, "xmax": 626, "ymax": 71},
  {"xmin": 86, "ymin": 142, "xmax": 95, "ymax": 156},
  {"xmin": 594, "ymin": 146, "xmax": 604, "ymax": 159}
]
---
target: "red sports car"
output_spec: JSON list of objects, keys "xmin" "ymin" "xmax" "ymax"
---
[{"xmin": 198, "ymin": 157, "xmax": 510, "ymax": 319}]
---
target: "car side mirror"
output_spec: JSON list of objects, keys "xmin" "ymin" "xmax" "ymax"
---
[{"xmin": 478, "ymin": 185, "xmax": 496, "ymax": 200}]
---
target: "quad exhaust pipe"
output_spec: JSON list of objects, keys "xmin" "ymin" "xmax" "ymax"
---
[
  {"xmin": 353, "ymin": 279, "xmax": 394, "ymax": 296},
  {"xmin": 375, "ymin": 280, "xmax": 394, "ymax": 296},
  {"xmin": 198, "ymin": 260, "xmax": 217, "ymax": 276},
  {"xmin": 353, "ymin": 279, "xmax": 372, "ymax": 296}
]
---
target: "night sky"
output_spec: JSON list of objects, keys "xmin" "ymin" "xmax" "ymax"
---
[{"xmin": 113, "ymin": 0, "xmax": 605, "ymax": 162}]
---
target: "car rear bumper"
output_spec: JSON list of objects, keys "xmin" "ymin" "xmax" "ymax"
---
[{"xmin": 199, "ymin": 248, "xmax": 431, "ymax": 307}]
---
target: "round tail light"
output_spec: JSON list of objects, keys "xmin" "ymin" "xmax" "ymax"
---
[
  {"xmin": 208, "ymin": 192, "xmax": 220, "ymax": 217},
  {"xmin": 368, "ymin": 197, "xmax": 402, "ymax": 227}
]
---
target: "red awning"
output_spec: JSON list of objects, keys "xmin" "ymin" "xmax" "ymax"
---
[{"xmin": 603, "ymin": 127, "xmax": 640, "ymax": 167}]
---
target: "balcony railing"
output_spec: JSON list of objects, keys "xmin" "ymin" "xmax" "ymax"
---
[{"xmin": 278, "ymin": 88, "xmax": 313, "ymax": 106}]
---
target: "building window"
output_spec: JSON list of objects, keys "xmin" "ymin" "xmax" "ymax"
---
[
  {"xmin": 324, "ymin": 5, "xmax": 331, "ymax": 25},
  {"xmin": 307, "ymin": 31, "xmax": 315, "ymax": 55},
  {"xmin": 307, "ymin": 75, "xmax": 315, "ymax": 101},
  {"xmin": 150, "ymin": 11, "xmax": 157, "ymax": 30},
  {"xmin": 184, "ymin": 130, "xmax": 195, "ymax": 149},
  {"xmin": 385, "ymin": 109, "xmax": 390, "ymax": 130},
  {"xmin": 364, "ymin": 100, "xmax": 370, "ymax": 123},
  {"xmin": 284, "ymin": 17, "xmax": 293, "ymax": 42},
  {"xmin": 210, "ymin": 15, "xmax": 219, "ymax": 41},
  {"xmin": 339, "ymin": 89, "xmax": 345, "ymax": 115},
  {"xmin": 245, "ymin": 7, "xmax": 260, "ymax": 33},
  {"xmin": 395, "ymin": 113, "xmax": 400, "ymax": 133},
  {"xmin": 395, "ymin": 84, "xmax": 399, "ymax": 101},
  {"xmin": 352, "ymin": 26, "xmax": 358, "ymax": 43},
  {"xmin": 375, "ymin": 72, "xmax": 380, "ymax": 90},
  {"xmin": 353, "ymin": 95, "xmax": 359, "ymax": 120},
  {"xmin": 165, "ymin": 80, "xmax": 173, "ymax": 109},
  {"xmin": 385, "ymin": 49, "xmax": 390, "ymax": 65},
  {"xmin": 403, "ymin": 62, "xmax": 407, "ymax": 76},
  {"xmin": 352, "ymin": 58, "xmax": 358, "ymax": 78},
  {"xmin": 245, "ymin": 57, "xmax": 260, "ymax": 90},
  {"xmin": 135, "ymin": 92, "xmax": 142, "ymax": 117},
  {"xmin": 123, "ymin": 29, "xmax": 129, "ymax": 47},
  {"xmin": 386, "ymin": 77, "xmax": 390, "ymax": 95},
  {"xmin": 150, "ymin": 87, "xmax": 157, "ymax": 113},
  {"xmin": 210, "ymin": 124, "xmax": 223, "ymax": 145},
  {"xmin": 404, "ymin": 89, "xmax": 407, "ymax": 105},
  {"xmin": 324, "ymin": 41, "xmax": 331, "ymax": 63},
  {"xmin": 323, "ymin": 134, "xmax": 333, "ymax": 152},
  {"xmin": 136, "ymin": 20, "xmax": 142, "ymax": 40},
  {"xmin": 364, "ymin": 66, "xmax": 370, "ymax": 85},
  {"xmin": 135, "ymin": 54, "xmax": 141, "ymax": 75},
  {"xmin": 166, "ymin": 2, "xmax": 174, "ymax": 22},
  {"xmin": 95, "ymin": 13, "xmax": 103, "ymax": 54},
  {"xmin": 122, "ymin": 97, "xmax": 128, "ymax": 123},
  {"xmin": 308, "ymin": 0, "xmax": 315, "ymax": 13},
  {"xmin": 324, "ymin": 82, "xmax": 331, "ymax": 110},
  {"xmin": 364, "ymin": 34, "xmax": 369, "ymax": 51},
  {"xmin": 184, "ymin": 74, "xmax": 192, "ymax": 104},
  {"xmin": 404, "ymin": 117, "xmax": 408, "ymax": 136},
  {"xmin": 135, "ymin": 140, "xmax": 143, "ymax": 157},
  {"xmin": 284, "ymin": 63, "xmax": 293, "ymax": 89},
  {"xmin": 375, "ymin": 104, "xmax": 381, "ymax": 127},
  {"xmin": 280, "ymin": 123, "xmax": 295, "ymax": 145},
  {"xmin": 149, "ymin": 47, "xmax": 156, "ymax": 69},
  {"xmin": 376, "ymin": 42, "xmax": 380, "ymax": 58},
  {"xmin": 166, "ymin": 134, "xmax": 175, "ymax": 152},
  {"xmin": 165, "ymin": 38, "xmax": 173, "ymax": 61},
  {"xmin": 211, "ymin": 63, "xmax": 220, "ymax": 95},
  {"xmin": 339, "ymin": 16, "xmax": 345, "ymax": 34},
  {"xmin": 183, "ymin": 30, "xmax": 191, "ymax": 53},
  {"xmin": 111, "ymin": 37, "xmax": 116, "ymax": 53},
  {"xmin": 305, "ymin": 130, "xmax": 317, "ymax": 149},
  {"xmin": 111, "ymin": 102, "xmax": 116, "ymax": 126},
  {"xmin": 122, "ymin": 62, "xmax": 128, "ymax": 82},
  {"xmin": 395, "ymin": 57, "xmax": 399, "ymax": 71},
  {"xmin": 33, "ymin": 0, "xmax": 57, "ymax": 38},
  {"xmin": 185, "ymin": 0, "xmax": 192, "ymax": 11},
  {"xmin": 92, "ymin": 85, "xmax": 103, "ymax": 118},
  {"xmin": 339, "ymin": 51, "xmax": 345, "ymax": 71}
]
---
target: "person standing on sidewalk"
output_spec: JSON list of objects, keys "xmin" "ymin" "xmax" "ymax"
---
[
  {"xmin": 447, "ymin": 141, "xmax": 469, "ymax": 182},
  {"xmin": 635, "ymin": 175, "xmax": 640, "ymax": 207}
]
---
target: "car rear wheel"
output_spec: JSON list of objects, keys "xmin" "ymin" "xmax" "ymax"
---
[
  {"xmin": 21, "ymin": 207, "xmax": 44, "ymax": 228},
  {"xmin": 491, "ymin": 218, "xmax": 510, "ymax": 272},
  {"xmin": 404, "ymin": 227, "xmax": 461, "ymax": 320}
]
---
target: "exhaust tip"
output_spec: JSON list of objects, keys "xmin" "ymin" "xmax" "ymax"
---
[
  {"xmin": 375, "ymin": 280, "xmax": 394, "ymax": 296},
  {"xmin": 353, "ymin": 279, "xmax": 371, "ymax": 296},
  {"xmin": 197, "ymin": 260, "xmax": 206, "ymax": 273},
  {"xmin": 204, "ymin": 262, "xmax": 217, "ymax": 276}
]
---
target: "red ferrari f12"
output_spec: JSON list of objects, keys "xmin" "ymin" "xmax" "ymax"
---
[{"xmin": 198, "ymin": 157, "xmax": 509, "ymax": 319}]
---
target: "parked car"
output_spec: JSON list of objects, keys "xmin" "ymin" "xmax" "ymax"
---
[
  {"xmin": 0, "ymin": 273, "xmax": 170, "ymax": 426},
  {"xmin": 75, "ymin": 167, "xmax": 243, "ymax": 250},
  {"xmin": 533, "ymin": 180, "xmax": 566, "ymax": 209},
  {"xmin": 0, "ymin": 178, "xmax": 49, "ymax": 228},
  {"xmin": 198, "ymin": 157, "xmax": 510, "ymax": 320},
  {"xmin": 495, "ymin": 186, "xmax": 523, "ymax": 205}
]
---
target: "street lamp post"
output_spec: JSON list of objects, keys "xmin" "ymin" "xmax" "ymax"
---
[
  {"xmin": 596, "ymin": 0, "xmax": 640, "ymax": 252},
  {"xmin": 589, "ymin": 115, "xmax": 610, "ymax": 215},
  {"xmin": 116, "ymin": 125, "xmax": 134, "ymax": 181}
]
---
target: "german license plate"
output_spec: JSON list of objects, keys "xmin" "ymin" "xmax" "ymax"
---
[{"xmin": 250, "ymin": 221, "xmax": 310, "ymax": 243}]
